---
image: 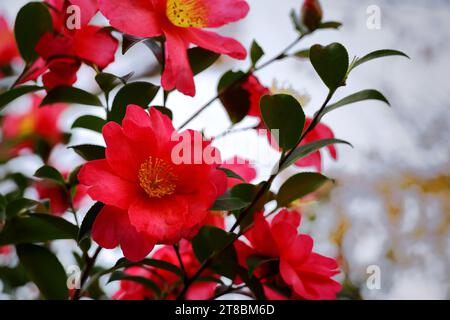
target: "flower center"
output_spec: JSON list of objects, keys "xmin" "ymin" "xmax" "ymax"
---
[
  {"xmin": 19, "ymin": 115, "xmax": 35, "ymax": 136},
  {"xmin": 166, "ymin": 0, "xmax": 208, "ymax": 28},
  {"xmin": 138, "ymin": 157, "xmax": 178, "ymax": 198}
]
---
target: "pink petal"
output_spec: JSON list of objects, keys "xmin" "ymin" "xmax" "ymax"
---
[{"xmin": 98, "ymin": 0, "xmax": 162, "ymax": 38}]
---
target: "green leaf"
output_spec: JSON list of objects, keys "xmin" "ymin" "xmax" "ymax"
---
[
  {"xmin": 71, "ymin": 115, "xmax": 106, "ymax": 133},
  {"xmin": 109, "ymin": 271, "xmax": 161, "ymax": 297},
  {"xmin": 122, "ymin": 34, "xmax": 144, "ymax": 54},
  {"xmin": 192, "ymin": 226, "xmax": 238, "ymax": 279},
  {"xmin": 218, "ymin": 167, "xmax": 245, "ymax": 183},
  {"xmin": 67, "ymin": 166, "xmax": 82, "ymax": 187},
  {"xmin": 260, "ymin": 94, "xmax": 305, "ymax": 150},
  {"xmin": 153, "ymin": 105, "xmax": 173, "ymax": 120},
  {"xmin": 41, "ymin": 87, "xmax": 103, "ymax": 107},
  {"xmin": 69, "ymin": 144, "xmax": 105, "ymax": 161},
  {"xmin": 188, "ymin": 47, "xmax": 220, "ymax": 75},
  {"xmin": 293, "ymin": 49, "xmax": 309, "ymax": 59},
  {"xmin": 237, "ymin": 266, "xmax": 266, "ymax": 300},
  {"xmin": 143, "ymin": 38, "xmax": 164, "ymax": 64},
  {"xmin": 0, "ymin": 265, "xmax": 29, "ymax": 289},
  {"xmin": 320, "ymin": 89, "xmax": 390, "ymax": 120},
  {"xmin": 95, "ymin": 72, "xmax": 133, "ymax": 96},
  {"xmin": 14, "ymin": 2, "xmax": 53, "ymax": 62},
  {"xmin": 114, "ymin": 258, "xmax": 182, "ymax": 277},
  {"xmin": 310, "ymin": 43, "xmax": 349, "ymax": 90},
  {"xmin": 352, "ymin": 49, "xmax": 409, "ymax": 70},
  {"xmin": 318, "ymin": 21, "xmax": 342, "ymax": 30},
  {"xmin": 5, "ymin": 198, "xmax": 39, "ymax": 219},
  {"xmin": 250, "ymin": 40, "xmax": 264, "ymax": 66},
  {"xmin": 109, "ymin": 82, "xmax": 159, "ymax": 123},
  {"xmin": 0, "ymin": 194, "xmax": 6, "ymax": 231},
  {"xmin": 277, "ymin": 172, "xmax": 331, "ymax": 207},
  {"xmin": 78, "ymin": 202, "xmax": 104, "ymax": 243},
  {"xmin": 0, "ymin": 85, "xmax": 44, "ymax": 110},
  {"xmin": 280, "ymin": 139, "xmax": 353, "ymax": 171},
  {"xmin": 218, "ymin": 70, "xmax": 250, "ymax": 124},
  {"xmin": 17, "ymin": 244, "xmax": 68, "ymax": 300},
  {"xmin": 0, "ymin": 214, "xmax": 78, "ymax": 245},
  {"xmin": 34, "ymin": 165, "xmax": 66, "ymax": 186},
  {"xmin": 246, "ymin": 255, "xmax": 277, "ymax": 276},
  {"xmin": 210, "ymin": 194, "xmax": 250, "ymax": 211}
]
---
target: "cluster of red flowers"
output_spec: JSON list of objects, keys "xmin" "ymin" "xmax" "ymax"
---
[{"xmin": 0, "ymin": 0, "xmax": 344, "ymax": 300}]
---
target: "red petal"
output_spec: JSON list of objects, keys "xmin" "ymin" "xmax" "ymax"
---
[
  {"xmin": 69, "ymin": 0, "xmax": 99, "ymax": 25},
  {"xmin": 221, "ymin": 157, "xmax": 256, "ymax": 188},
  {"xmin": 200, "ymin": 0, "xmax": 249, "ymax": 28},
  {"xmin": 186, "ymin": 29, "xmax": 246, "ymax": 60},
  {"xmin": 161, "ymin": 28, "xmax": 195, "ymax": 96},
  {"xmin": 98, "ymin": 0, "xmax": 162, "ymax": 38},
  {"xmin": 272, "ymin": 209, "xmax": 301, "ymax": 229},
  {"xmin": 78, "ymin": 159, "xmax": 140, "ymax": 209},
  {"xmin": 73, "ymin": 25, "xmax": 118, "ymax": 69}
]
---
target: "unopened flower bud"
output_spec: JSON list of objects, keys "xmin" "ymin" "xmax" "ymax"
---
[{"xmin": 301, "ymin": 0, "xmax": 323, "ymax": 31}]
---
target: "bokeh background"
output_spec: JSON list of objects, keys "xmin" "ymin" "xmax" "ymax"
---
[{"xmin": 0, "ymin": 0, "xmax": 449, "ymax": 299}]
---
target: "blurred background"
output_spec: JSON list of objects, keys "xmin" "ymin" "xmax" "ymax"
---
[{"xmin": 0, "ymin": 0, "xmax": 449, "ymax": 299}]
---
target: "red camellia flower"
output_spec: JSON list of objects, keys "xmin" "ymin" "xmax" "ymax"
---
[
  {"xmin": 114, "ymin": 240, "xmax": 218, "ymax": 300},
  {"xmin": 240, "ymin": 75, "xmax": 336, "ymax": 171},
  {"xmin": 235, "ymin": 209, "xmax": 341, "ymax": 300},
  {"xmin": 221, "ymin": 156, "xmax": 257, "ymax": 188},
  {"xmin": 0, "ymin": 245, "xmax": 12, "ymax": 256},
  {"xmin": 79, "ymin": 105, "xmax": 227, "ymax": 261},
  {"xmin": 18, "ymin": 0, "xmax": 118, "ymax": 89},
  {"xmin": 0, "ymin": 16, "xmax": 19, "ymax": 72},
  {"xmin": 0, "ymin": 94, "xmax": 66, "ymax": 158},
  {"xmin": 98, "ymin": 0, "xmax": 249, "ymax": 96},
  {"xmin": 34, "ymin": 171, "xmax": 88, "ymax": 215}
]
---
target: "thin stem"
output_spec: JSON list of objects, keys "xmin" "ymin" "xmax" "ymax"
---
[
  {"xmin": 173, "ymin": 244, "xmax": 188, "ymax": 284},
  {"xmin": 178, "ymin": 34, "xmax": 308, "ymax": 130},
  {"xmin": 72, "ymin": 246, "xmax": 102, "ymax": 300},
  {"xmin": 210, "ymin": 284, "xmax": 247, "ymax": 300}
]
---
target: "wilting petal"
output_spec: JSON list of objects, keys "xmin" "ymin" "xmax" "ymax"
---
[
  {"xmin": 161, "ymin": 28, "xmax": 194, "ymax": 96},
  {"xmin": 98, "ymin": 0, "xmax": 162, "ymax": 37},
  {"xmin": 73, "ymin": 25, "xmax": 118, "ymax": 69},
  {"xmin": 186, "ymin": 29, "xmax": 246, "ymax": 60},
  {"xmin": 78, "ymin": 159, "xmax": 140, "ymax": 209}
]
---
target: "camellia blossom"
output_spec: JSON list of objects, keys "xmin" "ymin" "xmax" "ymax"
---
[
  {"xmin": 34, "ymin": 171, "xmax": 88, "ymax": 215},
  {"xmin": 235, "ymin": 209, "xmax": 341, "ymax": 300},
  {"xmin": 0, "ymin": 94, "xmax": 66, "ymax": 159},
  {"xmin": 0, "ymin": 16, "xmax": 19, "ymax": 73},
  {"xmin": 240, "ymin": 75, "xmax": 336, "ymax": 171},
  {"xmin": 114, "ymin": 240, "xmax": 218, "ymax": 300},
  {"xmin": 98, "ymin": 0, "xmax": 249, "ymax": 96},
  {"xmin": 79, "ymin": 105, "xmax": 227, "ymax": 261},
  {"xmin": 19, "ymin": 0, "xmax": 118, "ymax": 89}
]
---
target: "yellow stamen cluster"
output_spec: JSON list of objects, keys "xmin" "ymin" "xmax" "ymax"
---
[
  {"xmin": 166, "ymin": 0, "xmax": 207, "ymax": 28},
  {"xmin": 138, "ymin": 157, "xmax": 178, "ymax": 198}
]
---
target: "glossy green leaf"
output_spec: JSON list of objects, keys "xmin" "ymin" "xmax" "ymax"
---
[
  {"xmin": 109, "ymin": 82, "xmax": 159, "ymax": 123},
  {"xmin": 280, "ymin": 139, "xmax": 352, "ymax": 171},
  {"xmin": 318, "ymin": 21, "xmax": 342, "ymax": 30},
  {"xmin": 109, "ymin": 271, "xmax": 161, "ymax": 297},
  {"xmin": 192, "ymin": 226, "xmax": 238, "ymax": 279},
  {"xmin": 352, "ymin": 49, "xmax": 409, "ymax": 70},
  {"xmin": 69, "ymin": 144, "xmax": 105, "ymax": 161},
  {"xmin": 188, "ymin": 47, "xmax": 220, "ymax": 75},
  {"xmin": 14, "ymin": 2, "xmax": 53, "ymax": 62},
  {"xmin": 260, "ymin": 94, "xmax": 305, "ymax": 150},
  {"xmin": 34, "ymin": 165, "xmax": 66, "ymax": 186},
  {"xmin": 17, "ymin": 244, "xmax": 68, "ymax": 300},
  {"xmin": 153, "ymin": 105, "xmax": 173, "ymax": 120},
  {"xmin": 320, "ymin": 89, "xmax": 390, "ymax": 120},
  {"xmin": 95, "ymin": 72, "xmax": 133, "ymax": 96},
  {"xmin": 250, "ymin": 40, "xmax": 264, "ymax": 66},
  {"xmin": 41, "ymin": 87, "xmax": 103, "ymax": 107},
  {"xmin": 122, "ymin": 34, "xmax": 144, "ymax": 54},
  {"xmin": 5, "ymin": 198, "xmax": 39, "ymax": 219},
  {"xmin": 78, "ymin": 202, "xmax": 104, "ymax": 243},
  {"xmin": 247, "ymin": 255, "xmax": 277, "ymax": 276},
  {"xmin": 277, "ymin": 172, "xmax": 331, "ymax": 207},
  {"xmin": 114, "ymin": 258, "xmax": 182, "ymax": 277},
  {"xmin": 0, "ymin": 85, "xmax": 44, "ymax": 110},
  {"xmin": 0, "ymin": 214, "xmax": 78, "ymax": 245},
  {"xmin": 310, "ymin": 43, "xmax": 349, "ymax": 90},
  {"xmin": 218, "ymin": 70, "xmax": 250, "ymax": 124},
  {"xmin": 218, "ymin": 167, "xmax": 245, "ymax": 183},
  {"xmin": 71, "ymin": 115, "xmax": 106, "ymax": 133}
]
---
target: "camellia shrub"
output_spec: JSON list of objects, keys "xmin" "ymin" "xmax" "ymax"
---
[{"xmin": 0, "ymin": 0, "xmax": 408, "ymax": 300}]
